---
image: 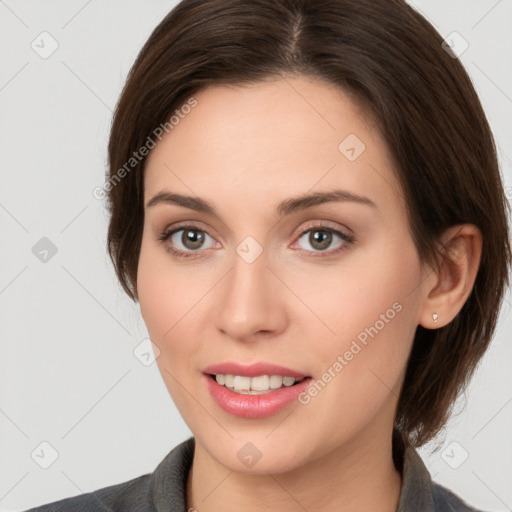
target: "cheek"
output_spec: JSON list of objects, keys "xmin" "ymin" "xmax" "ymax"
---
[
  {"xmin": 289, "ymin": 236, "xmax": 419, "ymax": 350},
  {"xmin": 137, "ymin": 241, "xmax": 196, "ymax": 404},
  {"xmin": 137, "ymin": 249, "xmax": 169, "ymax": 339},
  {"xmin": 137, "ymin": 233, "xmax": 211, "ymax": 373},
  {"xmin": 293, "ymin": 235, "xmax": 420, "ymax": 383},
  {"xmin": 137, "ymin": 234, "xmax": 189, "ymax": 343}
]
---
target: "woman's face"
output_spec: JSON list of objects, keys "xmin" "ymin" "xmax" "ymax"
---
[{"xmin": 138, "ymin": 75, "xmax": 428, "ymax": 473}]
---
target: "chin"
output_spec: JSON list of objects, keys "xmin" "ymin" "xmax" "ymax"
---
[{"xmin": 196, "ymin": 429, "xmax": 313, "ymax": 475}]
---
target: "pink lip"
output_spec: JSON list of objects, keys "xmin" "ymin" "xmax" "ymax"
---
[
  {"xmin": 204, "ymin": 374, "xmax": 312, "ymax": 418},
  {"xmin": 203, "ymin": 362, "xmax": 309, "ymax": 378}
]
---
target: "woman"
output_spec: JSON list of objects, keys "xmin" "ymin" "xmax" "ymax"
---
[{"xmin": 26, "ymin": 0, "xmax": 511, "ymax": 510}]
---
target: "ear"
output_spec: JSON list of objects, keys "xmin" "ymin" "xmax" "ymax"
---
[{"xmin": 418, "ymin": 224, "xmax": 483, "ymax": 330}]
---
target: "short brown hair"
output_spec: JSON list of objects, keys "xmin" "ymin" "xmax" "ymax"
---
[{"xmin": 106, "ymin": 0, "xmax": 511, "ymax": 446}]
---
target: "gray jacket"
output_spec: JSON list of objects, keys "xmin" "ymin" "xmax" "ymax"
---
[{"xmin": 25, "ymin": 436, "xmax": 483, "ymax": 511}]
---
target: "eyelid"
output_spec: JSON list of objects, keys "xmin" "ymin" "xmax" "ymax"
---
[
  {"xmin": 156, "ymin": 220, "xmax": 217, "ymax": 242},
  {"xmin": 294, "ymin": 219, "xmax": 352, "ymax": 237},
  {"xmin": 299, "ymin": 219, "xmax": 356, "ymax": 238},
  {"xmin": 291, "ymin": 220, "xmax": 355, "ymax": 254}
]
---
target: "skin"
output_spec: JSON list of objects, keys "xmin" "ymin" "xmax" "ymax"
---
[{"xmin": 137, "ymin": 74, "xmax": 482, "ymax": 512}]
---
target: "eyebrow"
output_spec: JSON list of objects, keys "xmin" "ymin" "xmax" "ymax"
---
[{"xmin": 146, "ymin": 188, "xmax": 377, "ymax": 216}]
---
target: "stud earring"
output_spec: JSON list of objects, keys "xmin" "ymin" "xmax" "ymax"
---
[{"xmin": 432, "ymin": 312, "xmax": 438, "ymax": 324}]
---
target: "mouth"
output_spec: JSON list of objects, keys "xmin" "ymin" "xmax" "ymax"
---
[
  {"xmin": 207, "ymin": 373, "xmax": 308, "ymax": 395},
  {"xmin": 203, "ymin": 368, "xmax": 313, "ymax": 418}
]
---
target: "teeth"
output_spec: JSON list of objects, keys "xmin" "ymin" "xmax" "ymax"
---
[
  {"xmin": 233, "ymin": 376, "xmax": 251, "ymax": 390},
  {"xmin": 251, "ymin": 375, "xmax": 270, "ymax": 391},
  {"xmin": 269, "ymin": 375, "xmax": 283, "ymax": 389},
  {"xmin": 282, "ymin": 376, "xmax": 297, "ymax": 386},
  {"xmin": 214, "ymin": 374, "xmax": 305, "ymax": 394}
]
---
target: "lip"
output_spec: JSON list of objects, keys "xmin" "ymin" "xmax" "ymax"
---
[
  {"xmin": 204, "ymin": 373, "xmax": 312, "ymax": 418},
  {"xmin": 203, "ymin": 361, "xmax": 309, "ymax": 379}
]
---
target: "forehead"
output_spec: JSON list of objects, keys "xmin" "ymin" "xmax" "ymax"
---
[{"xmin": 143, "ymin": 75, "xmax": 404, "ymax": 218}]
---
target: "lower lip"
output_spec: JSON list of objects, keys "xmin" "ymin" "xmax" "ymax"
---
[{"xmin": 204, "ymin": 374, "xmax": 312, "ymax": 418}]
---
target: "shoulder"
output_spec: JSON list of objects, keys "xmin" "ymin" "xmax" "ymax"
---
[
  {"xmin": 397, "ymin": 435, "xmax": 487, "ymax": 512},
  {"xmin": 431, "ymin": 481, "xmax": 487, "ymax": 512},
  {"xmin": 23, "ymin": 437, "xmax": 195, "ymax": 512},
  {"xmin": 23, "ymin": 472, "xmax": 153, "ymax": 511}
]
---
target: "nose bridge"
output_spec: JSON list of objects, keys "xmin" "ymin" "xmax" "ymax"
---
[{"xmin": 215, "ymin": 237, "xmax": 286, "ymax": 339}]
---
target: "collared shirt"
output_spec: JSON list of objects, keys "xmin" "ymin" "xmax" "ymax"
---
[{"xmin": 25, "ymin": 436, "xmax": 483, "ymax": 511}]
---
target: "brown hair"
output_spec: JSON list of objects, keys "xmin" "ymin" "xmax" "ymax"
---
[{"xmin": 106, "ymin": 0, "xmax": 511, "ymax": 446}]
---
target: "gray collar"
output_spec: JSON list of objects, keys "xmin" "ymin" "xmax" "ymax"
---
[
  {"xmin": 396, "ymin": 440, "xmax": 436, "ymax": 511},
  {"xmin": 151, "ymin": 435, "xmax": 474, "ymax": 512}
]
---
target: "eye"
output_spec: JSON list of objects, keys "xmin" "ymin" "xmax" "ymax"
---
[
  {"xmin": 157, "ymin": 221, "xmax": 355, "ymax": 259},
  {"xmin": 158, "ymin": 226, "xmax": 216, "ymax": 258},
  {"xmin": 294, "ymin": 223, "xmax": 354, "ymax": 255}
]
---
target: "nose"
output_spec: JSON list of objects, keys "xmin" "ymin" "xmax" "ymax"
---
[{"xmin": 215, "ymin": 244, "xmax": 288, "ymax": 342}]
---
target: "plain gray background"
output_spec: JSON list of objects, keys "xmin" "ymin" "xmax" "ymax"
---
[{"xmin": 0, "ymin": 1, "xmax": 511, "ymax": 510}]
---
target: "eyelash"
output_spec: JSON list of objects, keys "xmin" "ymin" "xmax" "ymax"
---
[{"xmin": 156, "ymin": 222, "xmax": 355, "ymax": 260}]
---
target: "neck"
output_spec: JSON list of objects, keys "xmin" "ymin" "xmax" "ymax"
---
[{"xmin": 186, "ymin": 427, "xmax": 402, "ymax": 512}]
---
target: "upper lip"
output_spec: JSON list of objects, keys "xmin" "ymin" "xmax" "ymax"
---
[{"xmin": 203, "ymin": 362, "xmax": 309, "ymax": 378}]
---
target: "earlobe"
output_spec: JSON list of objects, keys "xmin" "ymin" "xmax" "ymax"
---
[{"xmin": 418, "ymin": 224, "xmax": 483, "ymax": 330}]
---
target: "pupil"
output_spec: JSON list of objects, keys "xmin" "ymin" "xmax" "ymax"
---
[
  {"xmin": 184, "ymin": 229, "xmax": 204, "ymax": 249},
  {"xmin": 311, "ymin": 230, "xmax": 331, "ymax": 250}
]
